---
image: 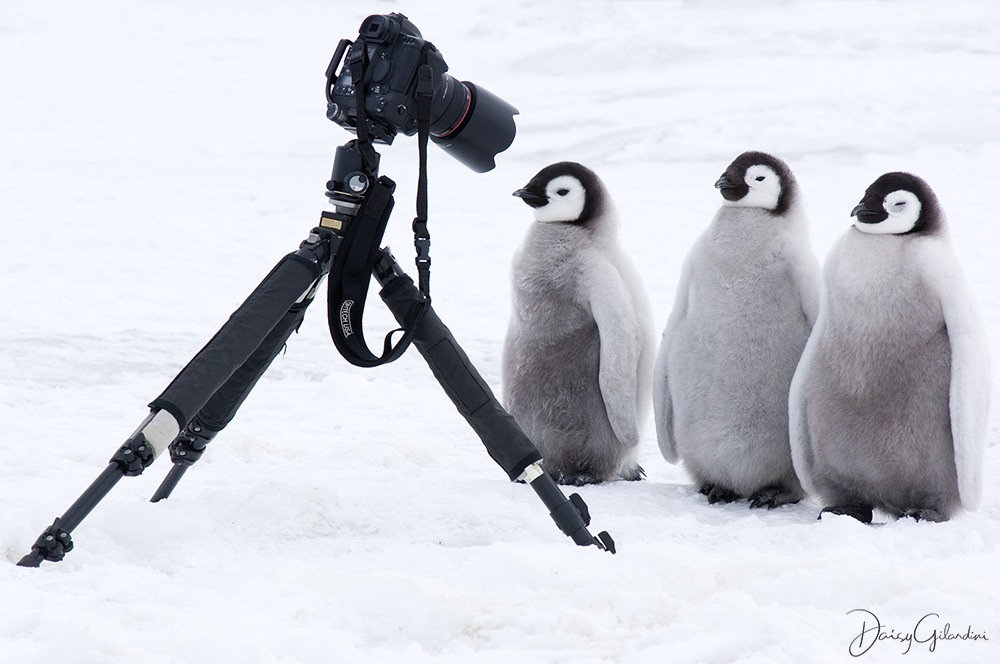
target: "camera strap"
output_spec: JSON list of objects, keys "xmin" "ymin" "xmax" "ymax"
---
[
  {"xmin": 328, "ymin": 172, "xmax": 428, "ymax": 368},
  {"xmin": 325, "ymin": 40, "xmax": 433, "ymax": 368},
  {"xmin": 413, "ymin": 61, "xmax": 434, "ymax": 297},
  {"xmin": 348, "ymin": 38, "xmax": 379, "ymax": 174}
]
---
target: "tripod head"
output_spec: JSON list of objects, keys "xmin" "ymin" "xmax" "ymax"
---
[{"xmin": 323, "ymin": 140, "xmax": 380, "ymax": 230}]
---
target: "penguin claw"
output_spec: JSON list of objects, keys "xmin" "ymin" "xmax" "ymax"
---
[
  {"xmin": 898, "ymin": 508, "xmax": 948, "ymax": 523},
  {"xmin": 557, "ymin": 472, "xmax": 600, "ymax": 486},
  {"xmin": 699, "ymin": 483, "xmax": 740, "ymax": 505},
  {"xmin": 748, "ymin": 486, "xmax": 801, "ymax": 510},
  {"xmin": 820, "ymin": 503, "xmax": 874, "ymax": 524},
  {"xmin": 620, "ymin": 465, "xmax": 645, "ymax": 482}
]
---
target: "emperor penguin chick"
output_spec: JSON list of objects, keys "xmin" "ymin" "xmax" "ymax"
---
[
  {"xmin": 789, "ymin": 172, "xmax": 991, "ymax": 523},
  {"xmin": 654, "ymin": 151, "xmax": 820, "ymax": 507},
  {"xmin": 503, "ymin": 162, "xmax": 655, "ymax": 486}
]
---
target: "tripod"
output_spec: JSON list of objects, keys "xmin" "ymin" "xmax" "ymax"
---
[{"xmin": 17, "ymin": 140, "xmax": 615, "ymax": 567}]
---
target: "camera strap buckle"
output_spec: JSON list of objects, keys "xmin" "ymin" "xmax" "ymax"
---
[{"xmin": 413, "ymin": 219, "xmax": 431, "ymax": 296}]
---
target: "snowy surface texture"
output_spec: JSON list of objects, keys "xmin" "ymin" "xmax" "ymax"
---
[{"xmin": 2, "ymin": 1, "xmax": 1000, "ymax": 662}]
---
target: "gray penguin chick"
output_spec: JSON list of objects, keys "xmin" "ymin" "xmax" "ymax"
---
[
  {"xmin": 654, "ymin": 151, "xmax": 821, "ymax": 507},
  {"xmin": 503, "ymin": 162, "xmax": 655, "ymax": 485},
  {"xmin": 789, "ymin": 172, "xmax": 991, "ymax": 523}
]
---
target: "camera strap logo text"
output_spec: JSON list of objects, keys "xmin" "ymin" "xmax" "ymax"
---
[{"xmin": 340, "ymin": 300, "xmax": 354, "ymax": 337}]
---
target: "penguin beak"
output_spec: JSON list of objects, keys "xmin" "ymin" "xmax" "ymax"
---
[
  {"xmin": 851, "ymin": 202, "xmax": 885, "ymax": 223},
  {"xmin": 513, "ymin": 187, "xmax": 548, "ymax": 208},
  {"xmin": 714, "ymin": 175, "xmax": 737, "ymax": 190}
]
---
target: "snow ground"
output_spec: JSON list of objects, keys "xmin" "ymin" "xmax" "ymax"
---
[{"xmin": 2, "ymin": 1, "xmax": 999, "ymax": 662}]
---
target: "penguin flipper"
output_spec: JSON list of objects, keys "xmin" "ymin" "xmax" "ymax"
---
[
  {"xmin": 588, "ymin": 260, "xmax": 643, "ymax": 448},
  {"xmin": 793, "ymin": 243, "xmax": 823, "ymax": 328},
  {"xmin": 788, "ymin": 341, "xmax": 817, "ymax": 497},
  {"xmin": 787, "ymin": 258, "xmax": 831, "ymax": 499},
  {"xmin": 926, "ymin": 242, "xmax": 991, "ymax": 511},
  {"xmin": 652, "ymin": 255, "xmax": 694, "ymax": 464},
  {"xmin": 652, "ymin": 335, "xmax": 677, "ymax": 463}
]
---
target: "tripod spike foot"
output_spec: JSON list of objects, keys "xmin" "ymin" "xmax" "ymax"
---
[
  {"xmin": 17, "ymin": 519, "xmax": 74, "ymax": 567},
  {"xmin": 150, "ymin": 465, "xmax": 190, "ymax": 503}
]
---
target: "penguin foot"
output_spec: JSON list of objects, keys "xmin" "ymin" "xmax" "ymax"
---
[
  {"xmin": 620, "ymin": 464, "xmax": 645, "ymax": 482},
  {"xmin": 820, "ymin": 503, "xmax": 874, "ymax": 524},
  {"xmin": 748, "ymin": 486, "xmax": 800, "ymax": 509},
  {"xmin": 557, "ymin": 472, "xmax": 601, "ymax": 486},
  {"xmin": 897, "ymin": 508, "xmax": 948, "ymax": 523},
  {"xmin": 699, "ymin": 483, "xmax": 741, "ymax": 505}
]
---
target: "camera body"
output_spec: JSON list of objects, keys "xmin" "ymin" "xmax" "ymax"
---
[
  {"xmin": 326, "ymin": 13, "xmax": 517, "ymax": 173},
  {"xmin": 327, "ymin": 14, "xmax": 463, "ymax": 143}
]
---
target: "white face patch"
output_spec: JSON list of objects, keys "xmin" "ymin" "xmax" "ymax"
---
[
  {"xmin": 854, "ymin": 189, "xmax": 922, "ymax": 235},
  {"xmin": 722, "ymin": 164, "xmax": 782, "ymax": 210},
  {"xmin": 532, "ymin": 174, "xmax": 586, "ymax": 223}
]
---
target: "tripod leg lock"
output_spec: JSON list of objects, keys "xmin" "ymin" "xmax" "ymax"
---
[
  {"xmin": 167, "ymin": 418, "xmax": 218, "ymax": 467},
  {"xmin": 19, "ymin": 518, "xmax": 74, "ymax": 566},
  {"xmin": 110, "ymin": 434, "xmax": 155, "ymax": 477}
]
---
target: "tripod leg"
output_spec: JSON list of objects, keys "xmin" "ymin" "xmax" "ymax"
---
[
  {"xmin": 150, "ymin": 293, "xmax": 316, "ymax": 502},
  {"xmin": 373, "ymin": 249, "xmax": 615, "ymax": 553},
  {"xmin": 17, "ymin": 411, "xmax": 172, "ymax": 566},
  {"xmin": 148, "ymin": 250, "xmax": 325, "ymax": 431},
  {"xmin": 18, "ymin": 229, "xmax": 335, "ymax": 566},
  {"xmin": 150, "ymin": 465, "xmax": 191, "ymax": 504}
]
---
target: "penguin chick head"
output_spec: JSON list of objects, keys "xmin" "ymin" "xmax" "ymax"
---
[
  {"xmin": 714, "ymin": 151, "xmax": 796, "ymax": 214},
  {"xmin": 851, "ymin": 172, "xmax": 943, "ymax": 236},
  {"xmin": 512, "ymin": 161, "xmax": 604, "ymax": 224}
]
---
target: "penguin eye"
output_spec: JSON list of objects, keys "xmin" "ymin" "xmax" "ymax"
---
[
  {"xmin": 556, "ymin": 188, "xmax": 570, "ymax": 196},
  {"xmin": 755, "ymin": 176, "xmax": 766, "ymax": 182},
  {"xmin": 892, "ymin": 201, "xmax": 906, "ymax": 208}
]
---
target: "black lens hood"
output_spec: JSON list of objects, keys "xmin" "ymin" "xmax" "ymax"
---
[{"xmin": 430, "ymin": 83, "xmax": 518, "ymax": 173}]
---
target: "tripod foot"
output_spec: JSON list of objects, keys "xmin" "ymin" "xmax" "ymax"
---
[
  {"xmin": 520, "ymin": 462, "xmax": 616, "ymax": 553},
  {"xmin": 16, "ymin": 551, "xmax": 44, "ymax": 568},
  {"xmin": 16, "ymin": 519, "xmax": 74, "ymax": 567},
  {"xmin": 595, "ymin": 531, "xmax": 616, "ymax": 554}
]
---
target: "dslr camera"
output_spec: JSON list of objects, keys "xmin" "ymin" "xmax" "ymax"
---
[{"xmin": 326, "ymin": 13, "xmax": 518, "ymax": 172}]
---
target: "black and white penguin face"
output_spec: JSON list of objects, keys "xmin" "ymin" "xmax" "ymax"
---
[
  {"xmin": 714, "ymin": 151, "xmax": 796, "ymax": 214},
  {"xmin": 531, "ymin": 174, "xmax": 587, "ymax": 223},
  {"xmin": 851, "ymin": 172, "xmax": 942, "ymax": 236},
  {"xmin": 513, "ymin": 161, "xmax": 603, "ymax": 224}
]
